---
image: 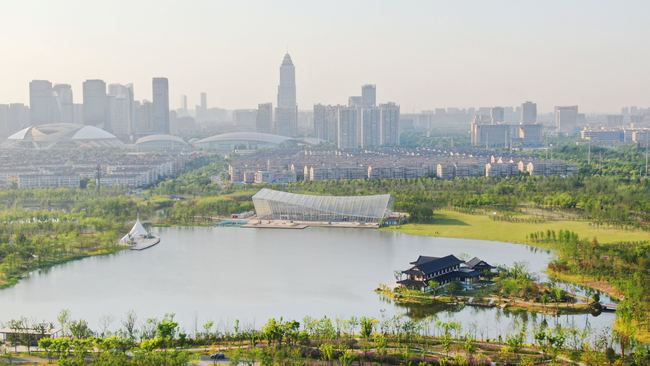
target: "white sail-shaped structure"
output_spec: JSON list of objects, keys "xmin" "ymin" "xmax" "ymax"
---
[{"xmin": 120, "ymin": 219, "xmax": 150, "ymax": 243}]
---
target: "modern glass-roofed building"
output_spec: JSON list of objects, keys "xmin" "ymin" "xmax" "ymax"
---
[{"xmin": 252, "ymin": 188, "xmax": 393, "ymax": 224}]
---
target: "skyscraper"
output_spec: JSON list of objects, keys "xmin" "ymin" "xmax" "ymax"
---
[
  {"xmin": 313, "ymin": 104, "xmax": 339, "ymax": 143},
  {"xmin": 200, "ymin": 92, "xmax": 207, "ymax": 111},
  {"xmin": 256, "ymin": 103, "xmax": 273, "ymax": 133},
  {"xmin": 152, "ymin": 77, "xmax": 170, "ymax": 134},
  {"xmin": 29, "ymin": 80, "xmax": 56, "ymax": 125},
  {"xmin": 134, "ymin": 100, "xmax": 154, "ymax": 135},
  {"xmin": 0, "ymin": 105, "xmax": 8, "ymax": 137},
  {"xmin": 53, "ymin": 84, "xmax": 74, "ymax": 123},
  {"xmin": 491, "ymin": 106, "xmax": 505, "ymax": 123},
  {"xmin": 337, "ymin": 106, "xmax": 359, "ymax": 149},
  {"xmin": 361, "ymin": 107, "xmax": 381, "ymax": 147},
  {"xmin": 521, "ymin": 101, "xmax": 537, "ymax": 124},
  {"xmin": 8, "ymin": 103, "xmax": 29, "ymax": 131},
  {"xmin": 180, "ymin": 95, "xmax": 188, "ymax": 111},
  {"xmin": 380, "ymin": 102, "xmax": 400, "ymax": 145},
  {"xmin": 361, "ymin": 84, "xmax": 376, "ymax": 107},
  {"xmin": 107, "ymin": 84, "xmax": 134, "ymax": 137},
  {"xmin": 83, "ymin": 79, "xmax": 108, "ymax": 127},
  {"xmin": 0, "ymin": 104, "xmax": 25, "ymax": 137},
  {"xmin": 275, "ymin": 53, "xmax": 298, "ymax": 137},
  {"xmin": 348, "ymin": 96, "xmax": 362, "ymax": 108},
  {"xmin": 196, "ymin": 92, "xmax": 208, "ymax": 122},
  {"xmin": 554, "ymin": 106, "xmax": 579, "ymax": 134}
]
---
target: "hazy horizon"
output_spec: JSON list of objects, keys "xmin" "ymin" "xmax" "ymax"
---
[{"xmin": 1, "ymin": 0, "xmax": 649, "ymax": 113}]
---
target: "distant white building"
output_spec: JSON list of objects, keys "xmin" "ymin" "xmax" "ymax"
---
[
  {"xmin": 555, "ymin": 106, "xmax": 579, "ymax": 135},
  {"xmin": 83, "ymin": 79, "xmax": 108, "ymax": 128},
  {"xmin": 337, "ymin": 106, "xmax": 359, "ymax": 149},
  {"xmin": 107, "ymin": 84, "xmax": 134, "ymax": 138},
  {"xmin": 152, "ymin": 77, "xmax": 170, "ymax": 134},
  {"xmin": 380, "ymin": 102, "xmax": 400, "ymax": 145},
  {"xmin": 256, "ymin": 103, "xmax": 273, "ymax": 133},
  {"xmin": 30, "ymin": 80, "xmax": 56, "ymax": 125},
  {"xmin": 361, "ymin": 84, "xmax": 376, "ymax": 107},
  {"xmin": 53, "ymin": 84, "xmax": 74, "ymax": 123}
]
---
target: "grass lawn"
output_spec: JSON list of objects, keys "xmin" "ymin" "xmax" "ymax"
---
[{"xmin": 385, "ymin": 209, "xmax": 649, "ymax": 244}]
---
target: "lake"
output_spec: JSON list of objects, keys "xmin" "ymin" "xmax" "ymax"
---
[{"xmin": 0, "ymin": 226, "xmax": 614, "ymax": 340}]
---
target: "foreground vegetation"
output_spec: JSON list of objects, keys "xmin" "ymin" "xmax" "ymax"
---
[
  {"xmin": 387, "ymin": 210, "xmax": 650, "ymax": 344},
  {"xmin": 1, "ymin": 312, "xmax": 648, "ymax": 365},
  {"xmin": 0, "ymin": 189, "xmax": 140, "ymax": 288},
  {"xmin": 0, "ymin": 152, "xmax": 648, "ymax": 354}
]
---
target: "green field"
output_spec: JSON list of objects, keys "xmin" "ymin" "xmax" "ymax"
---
[{"xmin": 385, "ymin": 209, "xmax": 649, "ymax": 244}]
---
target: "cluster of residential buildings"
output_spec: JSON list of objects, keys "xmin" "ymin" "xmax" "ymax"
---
[
  {"xmin": 3, "ymin": 53, "xmax": 649, "ymax": 155},
  {"xmin": 312, "ymin": 85, "xmax": 400, "ymax": 149},
  {"xmin": 227, "ymin": 147, "xmax": 577, "ymax": 185},
  {"xmin": 0, "ymin": 149, "xmax": 200, "ymax": 189}
]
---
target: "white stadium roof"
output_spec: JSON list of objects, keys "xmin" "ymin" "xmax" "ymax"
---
[
  {"xmin": 5, "ymin": 124, "xmax": 124, "ymax": 149},
  {"xmin": 195, "ymin": 132, "xmax": 294, "ymax": 145},
  {"xmin": 252, "ymin": 188, "xmax": 393, "ymax": 224},
  {"xmin": 135, "ymin": 134, "xmax": 188, "ymax": 145}
]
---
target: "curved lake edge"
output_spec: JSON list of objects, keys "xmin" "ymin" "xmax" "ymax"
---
[
  {"xmin": 0, "ymin": 227, "xmax": 615, "ymax": 337},
  {"xmin": 383, "ymin": 225, "xmax": 624, "ymax": 303}
]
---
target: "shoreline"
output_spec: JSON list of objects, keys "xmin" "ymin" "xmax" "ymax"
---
[{"xmin": 376, "ymin": 286, "xmax": 596, "ymax": 317}]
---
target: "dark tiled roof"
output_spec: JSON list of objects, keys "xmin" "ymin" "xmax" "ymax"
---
[
  {"xmin": 409, "ymin": 255, "xmax": 439, "ymax": 265},
  {"xmin": 402, "ymin": 268, "xmax": 424, "ymax": 276},
  {"xmin": 458, "ymin": 268, "xmax": 481, "ymax": 278},
  {"xmin": 397, "ymin": 279, "xmax": 425, "ymax": 288},
  {"xmin": 432, "ymin": 271, "xmax": 461, "ymax": 283},
  {"xmin": 465, "ymin": 257, "xmax": 493, "ymax": 269},
  {"xmin": 414, "ymin": 254, "xmax": 463, "ymax": 275}
]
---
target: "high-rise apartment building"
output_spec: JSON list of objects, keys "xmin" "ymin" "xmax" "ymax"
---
[
  {"xmin": 256, "ymin": 103, "xmax": 273, "ymax": 133},
  {"xmin": 518, "ymin": 124, "xmax": 543, "ymax": 146},
  {"xmin": 521, "ymin": 101, "xmax": 537, "ymax": 124},
  {"xmin": 491, "ymin": 106, "xmax": 505, "ymax": 123},
  {"xmin": 107, "ymin": 84, "xmax": 134, "ymax": 137},
  {"xmin": 200, "ymin": 92, "xmax": 207, "ymax": 111},
  {"xmin": 0, "ymin": 104, "xmax": 25, "ymax": 137},
  {"xmin": 233, "ymin": 109, "xmax": 257, "ymax": 130},
  {"xmin": 29, "ymin": 80, "xmax": 56, "ymax": 125},
  {"xmin": 380, "ymin": 102, "xmax": 400, "ymax": 145},
  {"xmin": 53, "ymin": 84, "xmax": 74, "ymax": 123},
  {"xmin": 554, "ymin": 106, "xmax": 579, "ymax": 134},
  {"xmin": 134, "ymin": 100, "xmax": 154, "ymax": 135},
  {"xmin": 361, "ymin": 84, "xmax": 376, "ymax": 107},
  {"xmin": 337, "ymin": 106, "xmax": 359, "ymax": 149},
  {"xmin": 313, "ymin": 104, "xmax": 339, "ymax": 143},
  {"xmin": 83, "ymin": 79, "xmax": 108, "ymax": 127},
  {"xmin": 361, "ymin": 107, "xmax": 381, "ymax": 147},
  {"xmin": 275, "ymin": 53, "xmax": 298, "ymax": 137},
  {"xmin": 471, "ymin": 115, "xmax": 509, "ymax": 147},
  {"xmin": 195, "ymin": 92, "xmax": 208, "ymax": 122},
  {"xmin": 348, "ymin": 96, "xmax": 363, "ymax": 108},
  {"xmin": 180, "ymin": 95, "xmax": 188, "ymax": 113},
  {"xmin": 152, "ymin": 77, "xmax": 170, "ymax": 134}
]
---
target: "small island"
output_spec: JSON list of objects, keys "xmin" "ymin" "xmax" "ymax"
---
[{"xmin": 378, "ymin": 255, "xmax": 600, "ymax": 316}]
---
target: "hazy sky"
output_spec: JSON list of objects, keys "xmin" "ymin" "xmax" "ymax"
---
[{"xmin": 1, "ymin": 0, "xmax": 649, "ymax": 113}]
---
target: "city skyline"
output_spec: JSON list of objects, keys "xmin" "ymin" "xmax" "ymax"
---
[{"xmin": 1, "ymin": 0, "xmax": 649, "ymax": 113}]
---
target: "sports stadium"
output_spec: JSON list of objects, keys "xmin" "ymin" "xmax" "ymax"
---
[{"xmin": 251, "ymin": 188, "xmax": 393, "ymax": 227}]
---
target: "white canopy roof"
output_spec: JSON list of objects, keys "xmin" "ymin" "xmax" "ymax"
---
[{"xmin": 120, "ymin": 219, "xmax": 149, "ymax": 243}]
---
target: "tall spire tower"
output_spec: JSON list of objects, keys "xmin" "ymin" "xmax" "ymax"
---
[{"xmin": 275, "ymin": 53, "xmax": 298, "ymax": 137}]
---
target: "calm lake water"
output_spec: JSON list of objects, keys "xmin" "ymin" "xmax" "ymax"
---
[{"xmin": 0, "ymin": 227, "xmax": 614, "ymax": 340}]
